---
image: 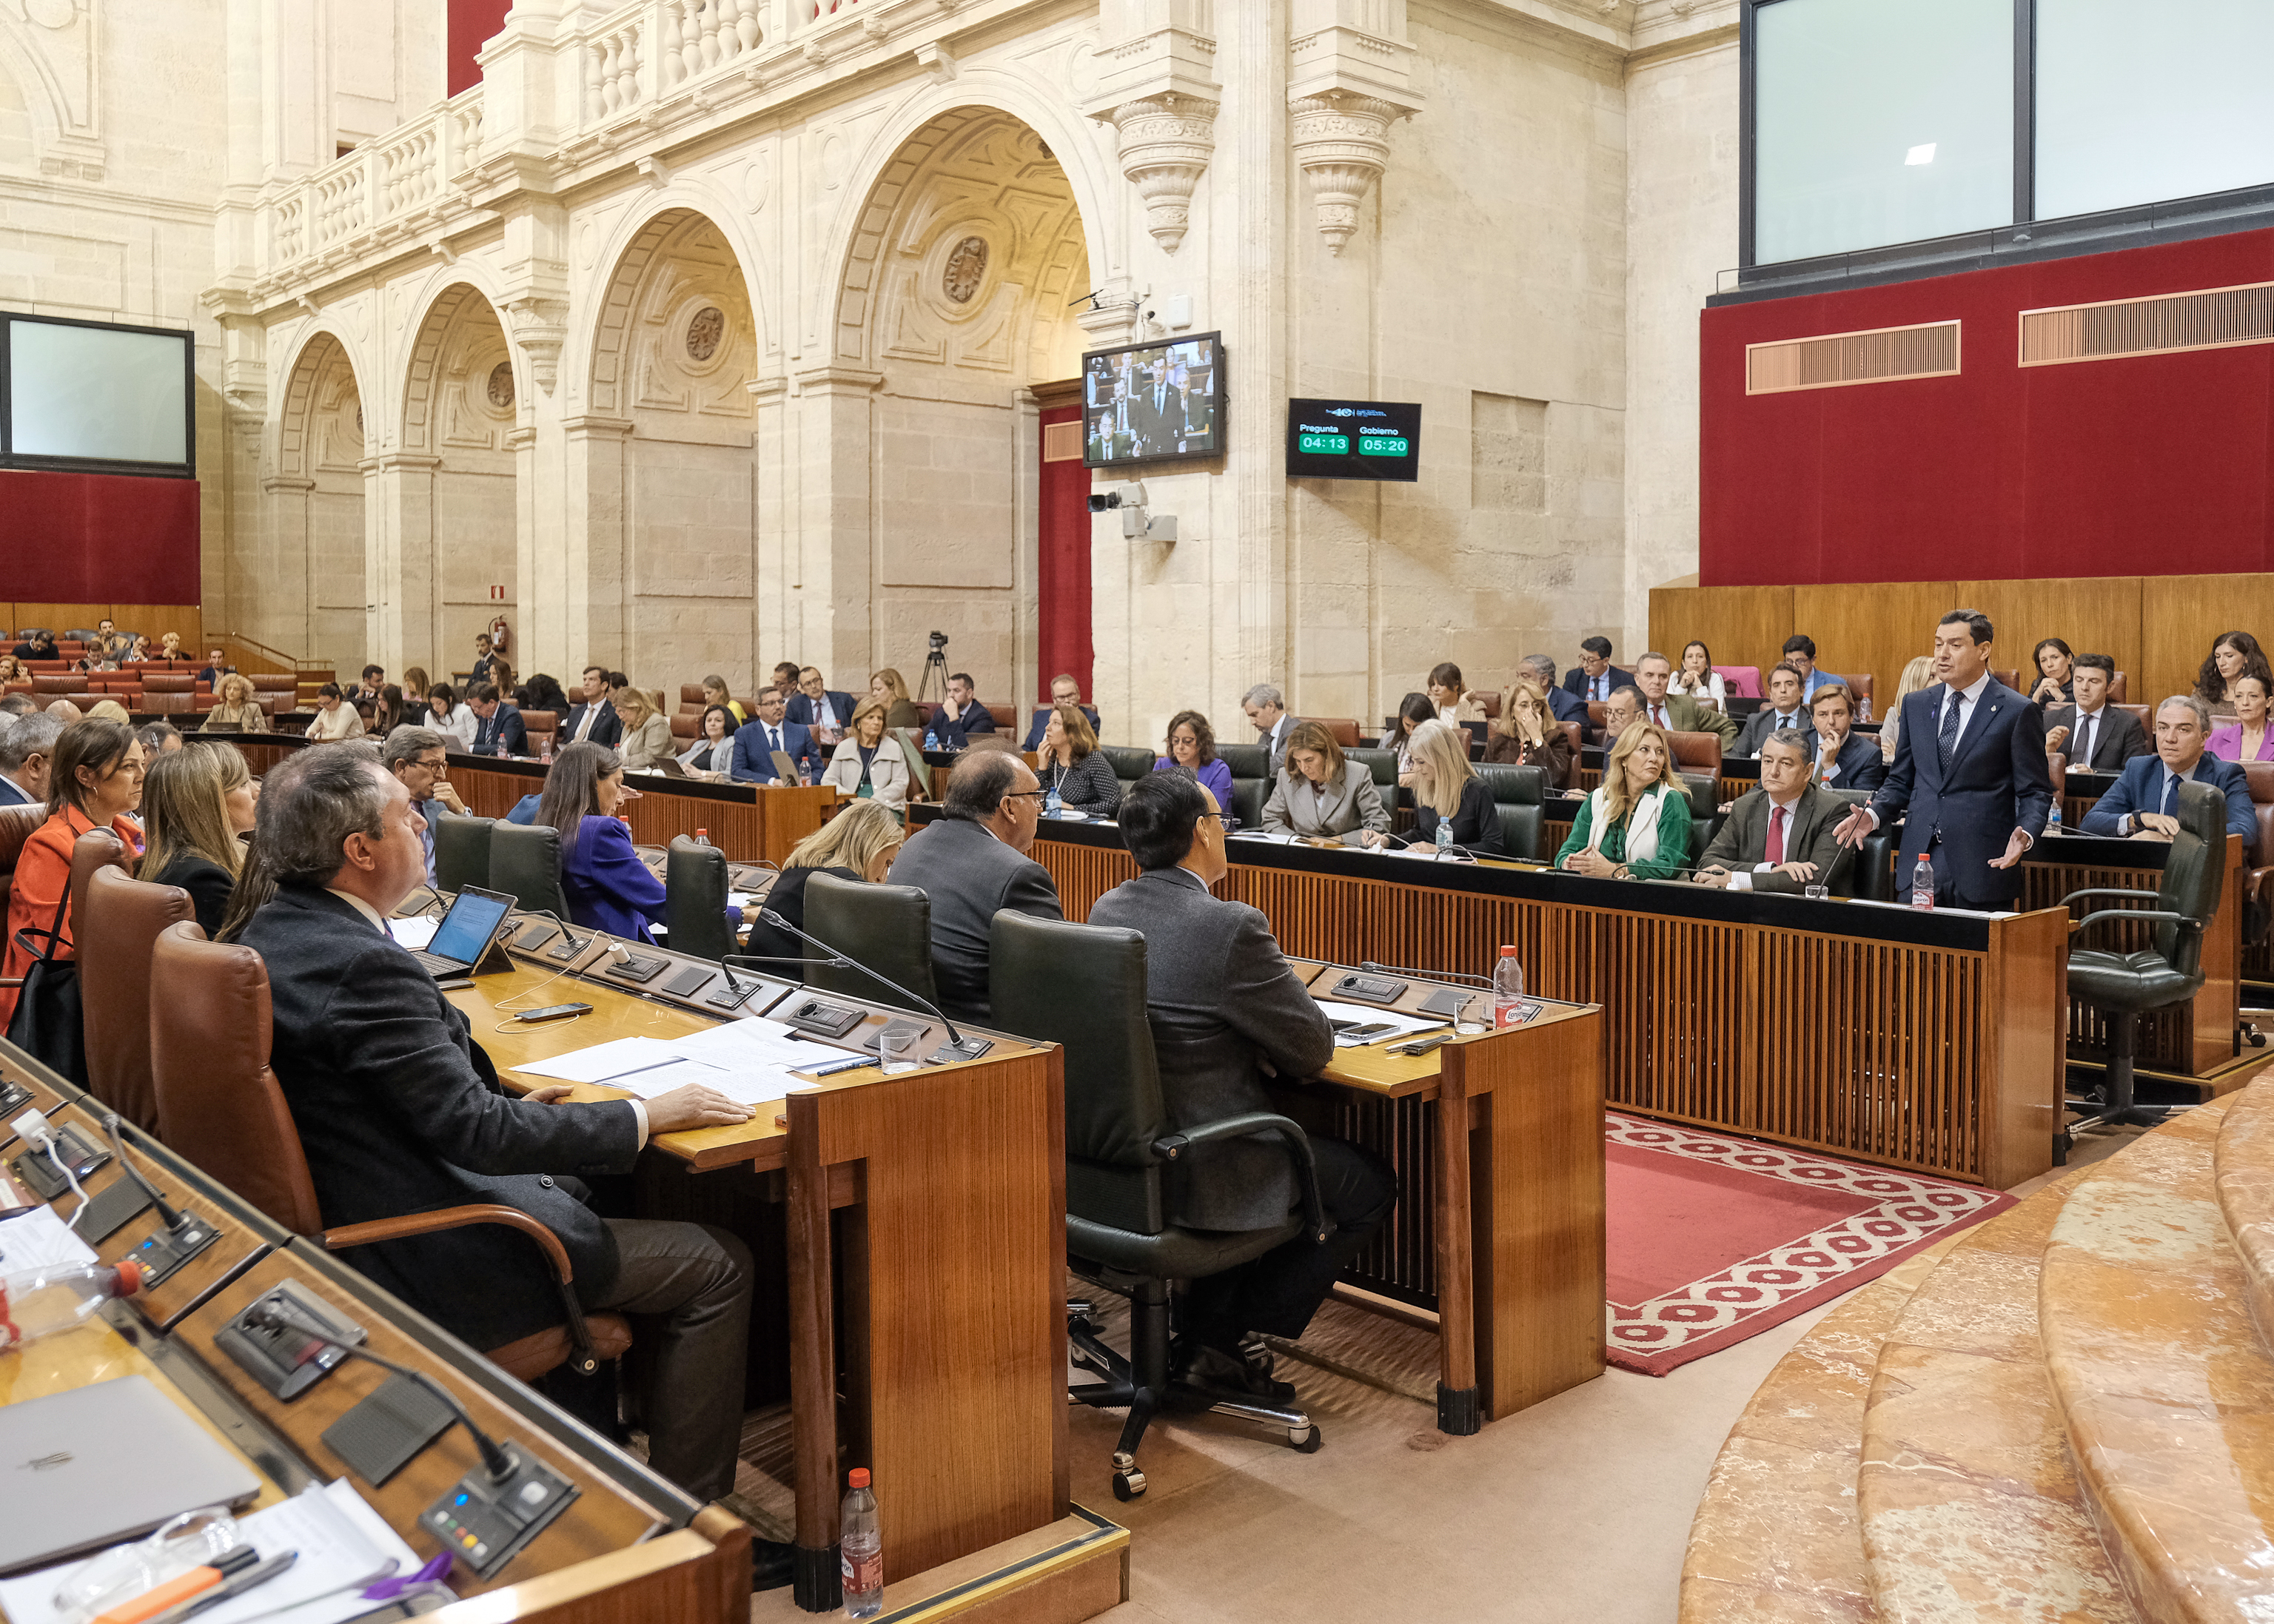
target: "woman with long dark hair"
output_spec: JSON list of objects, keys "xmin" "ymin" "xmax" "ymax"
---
[
  {"xmin": 0, "ymin": 719, "xmax": 146, "ymax": 1033},
  {"xmin": 2196, "ymin": 631, "xmax": 2273, "ymax": 714},
  {"xmin": 537, "ymin": 741, "xmax": 668, "ymax": 943}
]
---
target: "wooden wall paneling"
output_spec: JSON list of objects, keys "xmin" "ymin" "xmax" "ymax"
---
[
  {"xmin": 109, "ymin": 603, "xmax": 203, "ymax": 648},
  {"xmin": 13, "ymin": 602, "xmax": 113, "ymax": 637},
  {"xmin": 1788, "ymin": 581, "xmax": 1957, "ymax": 710},
  {"xmin": 1648, "ymin": 584, "xmax": 1795, "ymax": 681},
  {"xmin": 2140, "ymin": 574, "xmax": 2274, "ymax": 712},
  {"xmin": 1465, "ymin": 1008, "xmax": 1606, "ymax": 1417},
  {"xmin": 1982, "ymin": 909, "xmax": 2066, "ymax": 1190},
  {"xmin": 1959, "ymin": 577, "xmax": 2142, "ymax": 697}
]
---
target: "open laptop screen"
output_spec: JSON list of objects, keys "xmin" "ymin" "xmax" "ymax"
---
[{"xmin": 427, "ymin": 889, "xmax": 512, "ymax": 964}]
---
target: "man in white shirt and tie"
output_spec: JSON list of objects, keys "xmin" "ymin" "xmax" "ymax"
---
[
  {"xmin": 1693, "ymin": 732, "xmax": 1851, "ymax": 893},
  {"xmin": 563, "ymin": 665, "xmax": 621, "ymax": 747},
  {"xmin": 1243, "ymin": 683, "xmax": 1299, "ymax": 776},
  {"xmin": 1633, "ymin": 651, "xmax": 1737, "ymax": 752},
  {"xmin": 727, "ymin": 685, "xmax": 822, "ymax": 784},
  {"xmin": 1734, "ymin": 664, "xmax": 1814, "ymax": 756},
  {"xmin": 2043, "ymin": 654, "xmax": 2147, "ymax": 774}
]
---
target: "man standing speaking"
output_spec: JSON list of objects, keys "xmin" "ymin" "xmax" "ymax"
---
[{"xmin": 1834, "ymin": 610, "xmax": 2053, "ymax": 910}]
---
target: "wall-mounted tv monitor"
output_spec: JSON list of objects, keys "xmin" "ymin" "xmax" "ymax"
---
[
  {"xmin": 1286, "ymin": 398, "xmax": 1421, "ymax": 482},
  {"xmin": 1, "ymin": 312, "xmax": 195, "ymax": 477},
  {"xmin": 1081, "ymin": 332, "xmax": 1222, "ymax": 469}
]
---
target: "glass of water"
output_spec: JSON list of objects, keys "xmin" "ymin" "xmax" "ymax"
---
[
  {"xmin": 878, "ymin": 1022, "xmax": 924, "ymax": 1074},
  {"xmin": 1454, "ymin": 996, "xmax": 1489, "ymax": 1036}
]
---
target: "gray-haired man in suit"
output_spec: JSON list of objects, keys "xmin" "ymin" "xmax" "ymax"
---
[
  {"xmin": 1088, "ymin": 772, "xmax": 1397, "ymax": 1407},
  {"xmin": 1693, "ymin": 731, "xmax": 1854, "ymax": 893}
]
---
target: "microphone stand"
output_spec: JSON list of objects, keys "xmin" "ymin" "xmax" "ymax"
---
[{"xmin": 728, "ymin": 908, "xmax": 991, "ymax": 1064}]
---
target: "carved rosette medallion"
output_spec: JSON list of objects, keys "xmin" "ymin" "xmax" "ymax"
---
[
  {"xmin": 942, "ymin": 237, "xmax": 988, "ymax": 303},
  {"xmin": 686, "ymin": 306, "xmax": 725, "ymax": 362},
  {"xmin": 486, "ymin": 362, "xmax": 515, "ymax": 409}
]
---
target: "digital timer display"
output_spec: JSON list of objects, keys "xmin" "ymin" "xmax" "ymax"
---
[{"xmin": 1285, "ymin": 398, "xmax": 1421, "ymax": 482}]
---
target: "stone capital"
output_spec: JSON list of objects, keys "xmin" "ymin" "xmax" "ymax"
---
[
  {"xmin": 560, "ymin": 414, "xmax": 636, "ymax": 440},
  {"xmin": 791, "ymin": 366, "xmax": 886, "ymax": 398},
  {"xmin": 1096, "ymin": 94, "xmax": 1219, "ymax": 255},
  {"xmin": 1289, "ymin": 92, "xmax": 1412, "ymax": 255}
]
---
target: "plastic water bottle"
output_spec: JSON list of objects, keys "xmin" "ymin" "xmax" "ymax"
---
[
  {"xmin": 1492, "ymin": 945, "xmax": 1526, "ymax": 1027},
  {"xmin": 694, "ymin": 828, "xmax": 711, "ymax": 846},
  {"xmin": 2045, "ymin": 800, "xmax": 2062, "ymax": 836},
  {"xmin": 1044, "ymin": 783, "xmax": 1064, "ymax": 819},
  {"xmin": 0, "ymin": 1261, "xmax": 143, "ymax": 1351},
  {"xmin": 1911, "ymin": 856, "xmax": 1936, "ymax": 911},
  {"xmin": 1435, "ymin": 816, "xmax": 1455, "ymax": 858},
  {"xmin": 841, "ymin": 1468, "xmax": 882, "ymax": 1617}
]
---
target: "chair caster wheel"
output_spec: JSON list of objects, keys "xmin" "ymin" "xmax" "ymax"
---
[
  {"xmin": 1111, "ymin": 1469, "xmax": 1146, "ymax": 1501},
  {"xmin": 1292, "ymin": 1423, "xmax": 1323, "ymax": 1453}
]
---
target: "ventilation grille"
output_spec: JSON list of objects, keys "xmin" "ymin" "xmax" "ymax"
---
[
  {"xmin": 1042, "ymin": 420, "xmax": 1084, "ymax": 463},
  {"xmin": 1745, "ymin": 321, "xmax": 1961, "ymax": 395},
  {"xmin": 2019, "ymin": 281, "xmax": 2274, "ymax": 366}
]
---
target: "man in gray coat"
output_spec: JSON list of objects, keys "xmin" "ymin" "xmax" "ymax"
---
[
  {"xmin": 888, "ymin": 751, "xmax": 1063, "ymax": 1021},
  {"xmin": 1693, "ymin": 731, "xmax": 1856, "ymax": 893},
  {"xmin": 1089, "ymin": 773, "xmax": 1396, "ymax": 1405}
]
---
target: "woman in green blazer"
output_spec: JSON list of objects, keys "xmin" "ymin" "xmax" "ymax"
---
[{"xmin": 1556, "ymin": 720, "xmax": 1693, "ymax": 880}]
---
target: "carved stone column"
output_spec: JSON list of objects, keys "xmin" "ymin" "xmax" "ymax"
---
[
  {"xmin": 1084, "ymin": 2, "xmax": 1221, "ymax": 258},
  {"xmin": 1287, "ymin": 0, "xmax": 1423, "ymax": 255}
]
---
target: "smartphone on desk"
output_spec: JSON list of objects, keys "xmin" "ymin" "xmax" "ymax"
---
[{"xmin": 514, "ymin": 1002, "xmax": 592, "ymax": 1024}]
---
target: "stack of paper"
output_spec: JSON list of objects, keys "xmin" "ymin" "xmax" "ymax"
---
[
  {"xmin": 511, "ymin": 1019, "xmax": 828, "ymax": 1107},
  {"xmin": 0, "ymin": 1206, "xmax": 99, "ymax": 1275},
  {"xmin": 1313, "ymin": 1000, "xmax": 1450, "ymax": 1046}
]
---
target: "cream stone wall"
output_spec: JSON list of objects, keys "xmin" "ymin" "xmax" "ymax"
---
[{"xmin": 14, "ymin": 0, "xmax": 1753, "ymax": 739}]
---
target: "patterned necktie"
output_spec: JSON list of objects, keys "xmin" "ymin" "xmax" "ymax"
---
[{"xmin": 1937, "ymin": 688, "xmax": 1963, "ymax": 774}]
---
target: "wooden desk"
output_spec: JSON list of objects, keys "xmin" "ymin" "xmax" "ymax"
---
[
  {"xmin": 1293, "ymin": 971, "xmax": 1606, "ymax": 1429},
  {"xmin": 447, "ymin": 756, "xmax": 836, "ymax": 866},
  {"xmin": 920, "ymin": 809, "xmax": 2066, "ymax": 1188}
]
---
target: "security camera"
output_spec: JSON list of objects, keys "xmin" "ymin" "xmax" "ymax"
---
[{"xmin": 1087, "ymin": 492, "xmax": 1123, "ymax": 512}]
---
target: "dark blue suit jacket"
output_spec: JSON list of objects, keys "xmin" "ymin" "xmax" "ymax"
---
[
  {"xmin": 0, "ymin": 774, "xmax": 33, "ymax": 808},
  {"xmin": 472, "ymin": 703, "xmax": 528, "ymax": 757},
  {"xmin": 785, "ymin": 691, "xmax": 853, "ymax": 732},
  {"xmin": 730, "ymin": 717, "xmax": 824, "ymax": 782},
  {"xmin": 1546, "ymin": 687, "xmax": 1587, "ymax": 725},
  {"xmin": 1815, "ymin": 731, "xmax": 1887, "ymax": 794},
  {"xmin": 561, "ymin": 816, "xmax": 667, "ymax": 943},
  {"xmin": 1562, "ymin": 665, "xmax": 1634, "ymax": 704},
  {"xmin": 2079, "ymin": 752, "xmax": 2254, "ymax": 845},
  {"xmin": 1868, "ymin": 680, "xmax": 2053, "ymax": 903},
  {"xmin": 1024, "ymin": 704, "xmax": 1101, "ymax": 752},
  {"xmin": 925, "ymin": 702, "xmax": 999, "ymax": 750}
]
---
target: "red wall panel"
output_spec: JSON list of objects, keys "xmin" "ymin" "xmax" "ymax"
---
[
  {"xmin": 448, "ymin": 0, "xmax": 514, "ymax": 97},
  {"xmin": 1700, "ymin": 228, "xmax": 2274, "ymax": 586},
  {"xmin": 1, "ymin": 471, "xmax": 201, "ymax": 601},
  {"xmin": 1036, "ymin": 405, "xmax": 1093, "ymax": 705}
]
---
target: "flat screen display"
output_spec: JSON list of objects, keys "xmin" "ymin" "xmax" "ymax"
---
[
  {"xmin": 1081, "ymin": 332, "xmax": 1221, "ymax": 469},
  {"xmin": 1285, "ymin": 398, "xmax": 1421, "ymax": 482},
  {"xmin": 2, "ymin": 312, "xmax": 194, "ymax": 474},
  {"xmin": 428, "ymin": 889, "xmax": 512, "ymax": 964}
]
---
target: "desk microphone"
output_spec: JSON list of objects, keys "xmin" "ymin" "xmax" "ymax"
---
[
  {"xmin": 245, "ymin": 1298, "xmax": 519, "ymax": 1479},
  {"xmin": 520, "ymin": 909, "xmax": 585, "ymax": 953},
  {"xmin": 99, "ymin": 1113, "xmax": 195, "ymax": 1237},
  {"xmin": 728, "ymin": 908, "xmax": 991, "ymax": 1062}
]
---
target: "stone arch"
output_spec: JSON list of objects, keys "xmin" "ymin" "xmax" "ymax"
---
[
  {"xmin": 276, "ymin": 328, "xmax": 365, "ymax": 482},
  {"xmin": 583, "ymin": 195, "xmax": 765, "ymax": 415},
  {"xmin": 265, "ymin": 329, "xmax": 369, "ymax": 675},
  {"xmin": 400, "ymin": 279, "xmax": 518, "ymax": 454},
  {"xmin": 0, "ymin": 15, "xmax": 68, "ymax": 159},
  {"xmin": 0, "ymin": 55, "xmax": 35, "ymax": 170}
]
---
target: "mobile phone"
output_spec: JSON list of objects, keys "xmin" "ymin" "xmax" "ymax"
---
[
  {"xmin": 1343, "ymin": 1021, "xmax": 1398, "ymax": 1039},
  {"xmin": 514, "ymin": 1002, "xmax": 592, "ymax": 1024}
]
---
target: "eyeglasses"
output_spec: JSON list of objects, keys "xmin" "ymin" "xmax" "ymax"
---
[{"xmin": 1002, "ymin": 789, "xmax": 1045, "ymax": 802}]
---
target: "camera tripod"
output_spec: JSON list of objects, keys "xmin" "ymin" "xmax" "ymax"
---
[{"xmin": 918, "ymin": 640, "xmax": 950, "ymax": 701}]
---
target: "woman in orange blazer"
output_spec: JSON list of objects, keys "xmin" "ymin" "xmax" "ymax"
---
[{"xmin": 0, "ymin": 719, "xmax": 147, "ymax": 1031}]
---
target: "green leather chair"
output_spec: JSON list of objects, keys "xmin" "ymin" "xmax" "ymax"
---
[
  {"xmin": 665, "ymin": 835, "xmax": 734, "ymax": 963},
  {"xmin": 800, "ymin": 871, "xmax": 938, "ymax": 1016},
  {"xmin": 1474, "ymin": 765, "xmax": 1546, "ymax": 860},
  {"xmin": 987, "ymin": 910, "xmax": 1328, "ymax": 1502},
  {"xmin": 2062, "ymin": 778, "xmax": 2227, "ymax": 1146},
  {"xmin": 433, "ymin": 813, "xmax": 494, "ymax": 896},
  {"xmin": 488, "ymin": 821, "xmax": 567, "ymax": 919}
]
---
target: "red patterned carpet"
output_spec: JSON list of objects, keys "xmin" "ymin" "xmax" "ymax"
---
[{"xmin": 1604, "ymin": 1113, "xmax": 2015, "ymax": 1376}]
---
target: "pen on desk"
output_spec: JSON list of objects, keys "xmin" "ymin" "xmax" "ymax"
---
[
  {"xmin": 145, "ymin": 1551, "xmax": 299, "ymax": 1624},
  {"xmin": 92, "ymin": 1547, "xmax": 265, "ymax": 1624},
  {"xmin": 805, "ymin": 1055, "xmax": 877, "ymax": 1078}
]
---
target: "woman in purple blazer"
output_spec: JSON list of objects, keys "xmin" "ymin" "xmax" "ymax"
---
[
  {"xmin": 1155, "ymin": 709, "xmax": 1235, "ymax": 811},
  {"xmin": 539, "ymin": 741, "xmax": 669, "ymax": 943},
  {"xmin": 2207, "ymin": 674, "xmax": 2274, "ymax": 763}
]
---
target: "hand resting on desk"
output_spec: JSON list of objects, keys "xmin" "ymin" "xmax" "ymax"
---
[{"xmin": 646, "ymin": 1082, "xmax": 757, "ymax": 1134}]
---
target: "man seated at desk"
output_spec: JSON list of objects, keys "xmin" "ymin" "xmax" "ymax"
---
[
  {"xmin": 2079, "ymin": 694, "xmax": 2255, "ymax": 845},
  {"xmin": 729, "ymin": 685, "xmax": 825, "ymax": 783},
  {"xmin": 1091, "ymin": 773, "xmax": 1396, "ymax": 1405},
  {"xmin": 1806, "ymin": 682, "xmax": 1885, "ymax": 793},
  {"xmin": 232, "ymin": 742, "xmax": 783, "ymax": 1571},
  {"xmin": 2044, "ymin": 654, "xmax": 2149, "ymax": 774},
  {"xmin": 1693, "ymin": 732, "xmax": 1852, "ymax": 893},
  {"xmin": 888, "ymin": 751, "xmax": 1062, "ymax": 1021},
  {"xmin": 924, "ymin": 670, "xmax": 998, "ymax": 751}
]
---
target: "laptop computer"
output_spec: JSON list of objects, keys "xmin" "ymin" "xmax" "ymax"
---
[
  {"xmin": 0, "ymin": 1375, "xmax": 263, "ymax": 1574},
  {"xmin": 407, "ymin": 885, "xmax": 518, "ymax": 977}
]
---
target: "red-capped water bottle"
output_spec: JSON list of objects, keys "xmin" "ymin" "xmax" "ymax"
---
[
  {"xmin": 1911, "ymin": 856, "xmax": 1936, "ymax": 910},
  {"xmin": 841, "ymin": 1468, "xmax": 882, "ymax": 1617},
  {"xmin": 0, "ymin": 1260, "xmax": 142, "ymax": 1350},
  {"xmin": 1492, "ymin": 945, "xmax": 1526, "ymax": 1027}
]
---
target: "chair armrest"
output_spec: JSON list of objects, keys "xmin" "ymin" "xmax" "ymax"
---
[
  {"xmin": 322, "ymin": 1202, "xmax": 605, "ymax": 1375},
  {"xmin": 2059, "ymin": 885, "xmax": 2161, "ymax": 908},
  {"xmin": 2073, "ymin": 907, "xmax": 2200, "ymax": 939},
  {"xmin": 1153, "ymin": 1113, "xmax": 1331, "ymax": 1244}
]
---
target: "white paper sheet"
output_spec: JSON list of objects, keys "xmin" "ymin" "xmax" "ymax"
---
[
  {"xmin": 591, "ymin": 1057, "xmax": 729, "ymax": 1100},
  {"xmin": 507, "ymin": 1036, "xmax": 683, "ymax": 1085},
  {"xmin": 661, "ymin": 1019, "xmax": 814, "ymax": 1072},
  {"xmin": 0, "ymin": 1204, "xmax": 100, "ymax": 1274},
  {"xmin": 386, "ymin": 917, "xmax": 439, "ymax": 951},
  {"xmin": 1312, "ymin": 1000, "xmax": 1449, "ymax": 1046}
]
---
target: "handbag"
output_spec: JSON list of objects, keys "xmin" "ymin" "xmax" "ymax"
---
[{"xmin": 6, "ymin": 877, "xmax": 86, "ymax": 1085}]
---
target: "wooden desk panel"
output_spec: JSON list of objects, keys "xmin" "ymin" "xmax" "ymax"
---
[{"xmin": 443, "ymin": 759, "xmax": 834, "ymax": 867}]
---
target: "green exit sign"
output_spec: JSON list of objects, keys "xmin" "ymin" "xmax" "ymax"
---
[
  {"xmin": 1358, "ymin": 437, "xmax": 1409, "ymax": 457},
  {"xmin": 1298, "ymin": 432, "xmax": 1349, "ymax": 454}
]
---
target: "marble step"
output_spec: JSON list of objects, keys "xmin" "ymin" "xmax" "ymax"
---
[
  {"xmin": 2037, "ymin": 1098, "xmax": 2272, "ymax": 1623},
  {"xmin": 2213, "ymin": 1079, "xmax": 2274, "ymax": 1358},
  {"xmin": 1680, "ymin": 1237, "xmax": 1962, "ymax": 1623},
  {"xmin": 1858, "ymin": 1172, "xmax": 2135, "ymax": 1623}
]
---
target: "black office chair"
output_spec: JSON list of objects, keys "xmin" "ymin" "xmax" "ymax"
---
[
  {"xmin": 1100, "ymin": 745, "xmax": 1156, "ymax": 789},
  {"xmin": 489, "ymin": 821, "xmax": 568, "ymax": 918},
  {"xmin": 665, "ymin": 835, "xmax": 734, "ymax": 962},
  {"xmin": 434, "ymin": 813, "xmax": 495, "ymax": 895},
  {"xmin": 1347, "ymin": 748, "xmax": 1398, "ymax": 797},
  {"xmin": 988, "ymin": 910, "xmax": 1329, "ymax": 1502},
  {"xmin": 2062, "ymin": 778, "xmax": 2227, "ymax": 1147},
  {"xmin": 1215, "ymin": 745, "xmax": 1272, "ymax": 829},
  {"xmin": 801, "ymin": 871, "xmax": 938, "ymax": 1014},
  {"xmin": 1474, "ymin": 764, "xmax": 1546, "ymax": 859}
]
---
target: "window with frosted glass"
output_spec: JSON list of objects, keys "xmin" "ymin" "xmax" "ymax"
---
[
  {"xmin": 1752, "ymin": 0, "xmax": 2013, "ymax": 265},
  {"xmin": 2036, "ymin": 0, "xmax": 2274, "ymax": 221}
]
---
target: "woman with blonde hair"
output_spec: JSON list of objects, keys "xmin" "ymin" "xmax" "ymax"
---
[
  {"xmin": 1484, "ymin": 677, "xmax": 1574, "ymax": 784},
  {"xmin": 822, "ymin": 697, "xmax": 913, "ymax": 813},
  {"xmin": 699, "ymin": 674, "xmax": 748, "ymax": 725},
  {"xmin": 1404, "ymin": 717, "xmax": 1503, "ymax": 854},
  {"xmin": 85, "ymin": 698, "xmax": 133, "ymax": 725},
  {"xmin": 740, "ymin": 799, "xmax": 906, "ymax": 976},
  {"xmin": 867, "ymin": 668, "xmax": 922, "ymax": 730},
  {"xmin": 1556, "ymin": 720, "xmax": 1691, "ymax": 880},
  {"xmin": 141, "ymin": 742, "xmax": 256, "ymax": 936},
  {"xmin": 1261, "ymin": 720, "xmax": 1391, "ymax": 845},
  {"xmin": 611, "ymin": 685, "xmax": 672, "ymax": 770},
  {"xmin": 1879, "ymin": 654, "xmax": 1936, "ymax": 764}
]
